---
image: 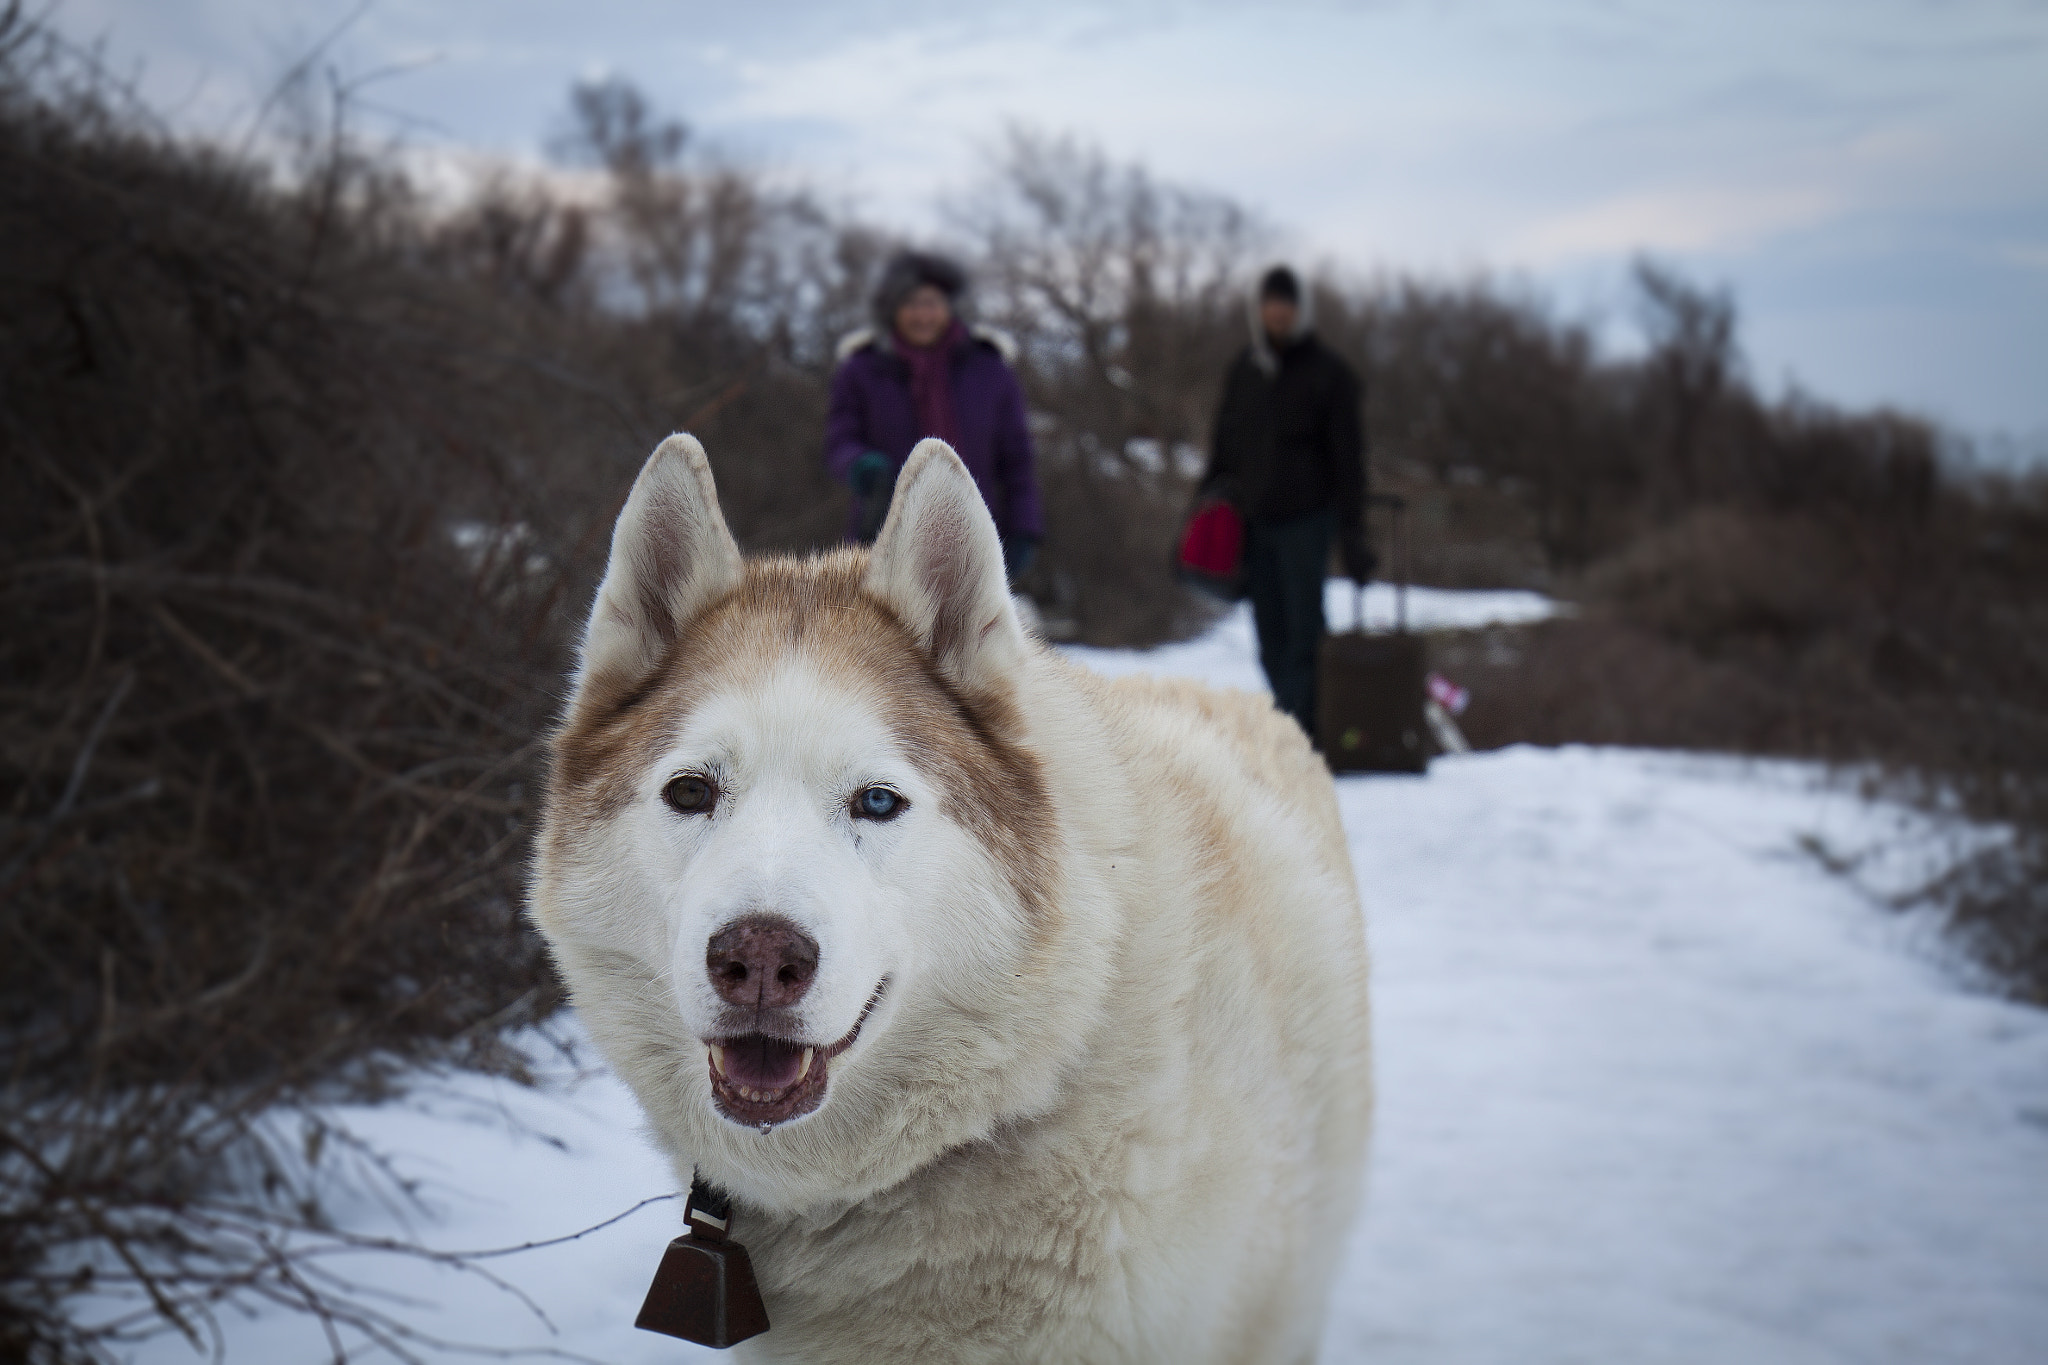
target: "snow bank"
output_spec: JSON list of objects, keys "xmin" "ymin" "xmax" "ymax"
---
[{"xmin": 1061, "ymin": 580, "xmax": 1558, "ymax": 692}]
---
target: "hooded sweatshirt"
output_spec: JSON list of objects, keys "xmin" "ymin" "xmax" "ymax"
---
[{"xmin": 1202, "ymin": 281, "xmax": 1367, "ymax": 530}]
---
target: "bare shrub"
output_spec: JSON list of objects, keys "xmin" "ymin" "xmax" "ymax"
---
[
  {"xmin": 1579, "ymin": 508, "xmax": 1860, "ymax": 648},
  {"xmin": 957, "ymin": 129, "xmax": 1260, "ymax": 643},
  {"xmin": 0, "ymin": 25, "xmax": 602, "ymax": 1360},
  {"xmin": 1319, "ymin": 277, "xmax": 1629, "ymax": 575}
]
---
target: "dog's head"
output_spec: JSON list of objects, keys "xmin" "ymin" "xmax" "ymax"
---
[{"xmin": 533, "ymin": 436, "xmax": 1096, "ymax": 1210}]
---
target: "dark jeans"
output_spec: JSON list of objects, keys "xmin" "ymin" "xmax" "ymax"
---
[{"xmin": 1246, "ymin": 509, "xmax": 1333, "ymax": 736}]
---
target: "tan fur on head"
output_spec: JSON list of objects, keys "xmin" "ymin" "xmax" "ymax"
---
[{"xmin": 537, "ymin": 435, "xmax": 1087, "ymax": 1214}]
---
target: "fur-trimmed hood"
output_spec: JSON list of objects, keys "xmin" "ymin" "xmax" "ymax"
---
[
  {"xmin": 826, "ymin": 324, "xmax": 1042, "ymax": 538},
  {"xmin": 1247, "ymin": 266, "xmax": 1316, "ymax": 375},
  {"xmin": 835, "ymin": 324, "xmax": 1019, "ymax": 366}
]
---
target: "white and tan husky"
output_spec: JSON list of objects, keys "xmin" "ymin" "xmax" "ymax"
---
[{"xmin": 530, "ymin": 435, "xmax": 1372, "ymax": 1363}]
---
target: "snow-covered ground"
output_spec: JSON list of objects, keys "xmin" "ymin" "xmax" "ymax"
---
[
  {"xmin": 1324, "ymin": 747, "xmax": 2047, "ymax": 1365},
  {"xmin": 121, "ymin": 589, "xmax": 2048, "ymax": 1364},
  {"xmin": 1063, "ymin": 582, "xmax": 1557, "ymax": 692}
]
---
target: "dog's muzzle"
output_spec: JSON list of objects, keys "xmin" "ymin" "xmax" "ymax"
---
[{"xmin": 705, "ymin": 982, "xmax": 885, "ymax": 1130}]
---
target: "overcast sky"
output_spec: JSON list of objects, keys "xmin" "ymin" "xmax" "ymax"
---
[{"xmin": 64, "ymin": 0, "xmax": 2048, "ymax": 450}]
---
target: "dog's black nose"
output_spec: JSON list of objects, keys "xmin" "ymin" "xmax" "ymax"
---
[{"xmin": 706, "ymin": 915, "xmax": 819, "ymax": 1009}]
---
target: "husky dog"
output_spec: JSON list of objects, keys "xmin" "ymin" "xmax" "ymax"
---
[{"xmin": 530, "ymin": 435, "xmax": 1372, "ymax": 1363}]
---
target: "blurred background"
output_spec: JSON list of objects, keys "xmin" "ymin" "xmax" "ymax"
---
[
  {"xmin": 4, "ymin": 2, "xmax": 2044, "ymax": 1361},
  {"xmin": 56, "ymin": 0, "xmax": 2048, "ymax": 444}
]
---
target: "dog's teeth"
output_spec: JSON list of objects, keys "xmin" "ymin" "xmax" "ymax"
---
[
  {"xmin": 798, "ymin": 1047, "xmax": 814, "ymax": 1081},
  {"xmin": 708, "ymin": 1044, "xmax": 725, "ymax": 1077}
]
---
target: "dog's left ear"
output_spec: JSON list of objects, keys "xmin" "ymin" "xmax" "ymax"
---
[
  {"xmin": 864, "ymin": 439, "xmax": 1027, "ymax": 695},
  {"xmin": 577, "ymin": 433, "xmax": 743, "ymax": 702}
]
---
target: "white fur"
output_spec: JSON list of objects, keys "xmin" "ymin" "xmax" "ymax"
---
[
  {"xmin": 576, "ymin": 432, "xmax": 742, "ymax": 692},
  {"xmin": 532, "ymin": 438, "xmax": 1373, "ymax": 1362},
  {"xmin": 863, "ymin": 438, "xmax": 1029, "ymax": 696}
]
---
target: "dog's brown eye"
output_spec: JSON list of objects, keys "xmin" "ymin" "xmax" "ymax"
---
[{"xmin": 663, "ymin": 774, "xmax": 717, "ymax": 815}]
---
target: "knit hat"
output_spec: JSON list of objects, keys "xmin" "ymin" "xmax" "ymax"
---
[
  {"xmin": 872, "ymin": 251, "xmax": 969, "ymax": 333},
  {"xmin": 1258, "ymin": 265, "xmax": 1301, "ymax": 305}
]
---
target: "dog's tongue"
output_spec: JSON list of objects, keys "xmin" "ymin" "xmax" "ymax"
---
[{"xmin": 723, "ymin": 1035, "xmax": 803, "ymax": 1089}]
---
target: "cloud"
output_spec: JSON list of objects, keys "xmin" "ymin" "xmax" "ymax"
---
[
  {"xmin": 44, "ymin": 0, "xmax": 2048, "ymax": 432},
  {"xmin": 1511, "ymin": 183, "xmax": 1845, "ymax": 262},
  {"xmin": 1998, "ymin": 241, "xmax": 2048, "ymax": 271}
]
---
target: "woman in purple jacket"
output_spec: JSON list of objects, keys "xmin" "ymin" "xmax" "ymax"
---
[{"xmin": 824, "ymin": 251, "xmax": 1043, "ymax": 580}]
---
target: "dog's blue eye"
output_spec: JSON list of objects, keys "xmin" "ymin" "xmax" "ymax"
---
[{"xmin": 854, "ymin": 786, "xmax": 903, "ymax": 820}]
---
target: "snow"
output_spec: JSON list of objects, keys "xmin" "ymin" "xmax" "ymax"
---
[
  {"xmin": 120, "ymin": 590, "xmax": 2048, "ymax": 1364},
  {"xmin": 1325, "ymin": 747, "xmax": 2048, "ymax": 1365},
  {"xmin": 1063, "ymin": 580, "xmax": 1558, "ymax": 692},
  {"xmin": 183, "ymin": 1057, "xmax": 710, "ymax": 1364}
]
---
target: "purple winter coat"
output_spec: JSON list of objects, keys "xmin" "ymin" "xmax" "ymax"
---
[{"xmin": 824, "ymin": 327, "xmax": 1045, "ymax": 541}]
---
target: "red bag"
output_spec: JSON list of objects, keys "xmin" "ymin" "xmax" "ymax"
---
[{"xmin": 1175, "ymin": 498, "xmax": 1246, "ymax": 600}]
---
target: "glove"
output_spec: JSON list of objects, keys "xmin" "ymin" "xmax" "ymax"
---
[
  {"xmin": 849, "ymin": 450, "xmax": 893, "ymax": 497},
  {"xmin": 1002, "ymin": 534, "xmax": 1040, "ymax": 582},
  {"xmin": 1340, "ymin": 528, "xmax": 1376, "ymax": 586}
]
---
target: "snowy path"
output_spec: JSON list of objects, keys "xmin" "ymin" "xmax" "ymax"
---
[
  {"xmin": 1324, "ymin": 748, "xmax": 2048, "ymax": 1365},
  {"xmin": 121, "ymin": 597, "xmax": 2048, "ymax": 1364}
]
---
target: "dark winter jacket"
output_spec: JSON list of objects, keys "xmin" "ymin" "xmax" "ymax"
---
[
  {"xmin": 824, "ymin": 326, "xmax": 1044, "ymax": 541},
  {"xmin": 1203, "ymin": 298, "xmax": 1368, "ymax": 562}
]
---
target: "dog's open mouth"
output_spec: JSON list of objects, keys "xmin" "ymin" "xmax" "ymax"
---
[{"xmin": 707, "ymin": 983, "xmax": 884, "ymax": 1129}]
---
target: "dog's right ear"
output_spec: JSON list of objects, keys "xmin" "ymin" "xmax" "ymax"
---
[
  {"xmin": 864, "ymin": 439, "xmax": 1027, "ymax": 697},
  {"xmin": 575, "ymin": 433, "xmax": 742, "ymax": 701}
]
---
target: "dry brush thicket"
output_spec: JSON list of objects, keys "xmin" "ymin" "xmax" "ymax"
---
[
  {"xmin": 0, "ymin": 27, "xmax": 863, "ymax": 1361},
  {"xmin": 4, "ymin": 11, "xmax": 2045, "ymax": 1358}
]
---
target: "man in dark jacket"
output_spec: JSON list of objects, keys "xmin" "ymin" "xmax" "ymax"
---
[
  {"xmin": 1201, "ymin": 265, "xmax": 1371, "ymax": 736},
  {"xmin": 824, "ymin": 251, "xmax": 1043, "ymax": 580}
]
